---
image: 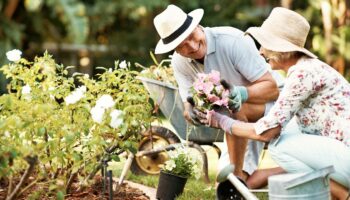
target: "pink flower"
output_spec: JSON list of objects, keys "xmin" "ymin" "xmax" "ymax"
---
[
  {"xmin": 214, "ymin": 85, "xmax": 224, "ymax": 94},
  {"xmin": 197, "ymin": 73, "xmax": 207, "ymax": 81},
  {"xmin": 202, "ymin": 82, "xmax": 214, "ymax": 95},
  {"xmin": 193, "ymin": 80, "xmax": 214, "ymax": 95},
  {"xmin": 207, "ymin": 94, "xmax": 220, "ymax": 103},
  {"xmin": 191, "ymin": 70, "xmax": 229, "ymax": 111},
  {"xmin": 213, "ymin": 98, "xmax": 229, "ymax": 107},
  {"xmin": 221, "ymin": 89, "xmax": 230, "ymax": 99},
  {"xmin": 207, "ymin": 70, "xmax": 220, "ymax": 85}
]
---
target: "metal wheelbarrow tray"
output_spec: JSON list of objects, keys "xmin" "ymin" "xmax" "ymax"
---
[
  {"xmin": 138, "ymin": 76, "xmax": 224, "ymax": 144},
  {"xmin": 127, "ymin": 77, "xmax": 224, "ymax": 181}
]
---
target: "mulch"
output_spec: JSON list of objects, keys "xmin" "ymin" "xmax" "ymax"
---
[{"xmin": 0, "ymin": 176, "xmax": 150, "ymax": 200}]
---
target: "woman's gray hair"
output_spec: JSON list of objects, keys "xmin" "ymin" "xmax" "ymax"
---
[{"xmin": 262, "ymin": 48, "xmax": 304, "ymax": 63}]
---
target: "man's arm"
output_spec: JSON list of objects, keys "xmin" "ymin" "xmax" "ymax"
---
[{"xmin": 245, "ymin": 71, "xmax": 279, "ymax": 104}]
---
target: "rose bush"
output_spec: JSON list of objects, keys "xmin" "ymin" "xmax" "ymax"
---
[{"xmin": 0, "ymin": 51, "xmax": 154, "ymax": 199}]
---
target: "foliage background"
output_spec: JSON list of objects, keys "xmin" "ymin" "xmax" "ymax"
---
[{"xmin": 0, "ymin": 0, "xmax": 349, "ymax": 94}]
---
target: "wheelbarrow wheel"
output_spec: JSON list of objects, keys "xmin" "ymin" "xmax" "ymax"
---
[{"xmin": 131, "ymin": 126, "xmax": 180, "ymax": 175}]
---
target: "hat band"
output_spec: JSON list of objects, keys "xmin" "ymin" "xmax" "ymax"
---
[{"xmin": 162, "ymin": 15, "xmax": 193, "ymax": 44}]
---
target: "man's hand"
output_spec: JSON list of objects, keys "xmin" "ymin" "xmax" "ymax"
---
[
  {"xmin": 194, "ymin": 109, "xmax": 236, "ymax": 134},
  {"xmin": 183, "ymin": 97, "xmax": 201, "ymax": 125},
  {"xmin": 220, "ymin": 80, "xmax": 248, "ymax": 112}
]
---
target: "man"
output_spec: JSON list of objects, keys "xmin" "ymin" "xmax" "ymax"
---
[{"xmin": 153, "ymin": 4, "xmax": 284, "ymax": 188}]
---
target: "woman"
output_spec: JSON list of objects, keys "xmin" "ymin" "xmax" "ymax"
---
[{"xmin": 196, "ymin": 7, "xmax": 350, "ymax": 199}]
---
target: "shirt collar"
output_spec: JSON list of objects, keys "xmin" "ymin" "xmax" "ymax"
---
[{"xmin": 204, "ymin": 27, "xmax": 216, "ymax": 55}]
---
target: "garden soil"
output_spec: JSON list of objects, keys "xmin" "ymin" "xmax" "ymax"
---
[{"xmin": 0, "ymin": 176, "xmax": 151, "ymax": 200}]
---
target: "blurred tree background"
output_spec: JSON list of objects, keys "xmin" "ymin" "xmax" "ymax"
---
[{"xmin": 0, "ymin": 0, "xmax": 349, "ymax": 93}]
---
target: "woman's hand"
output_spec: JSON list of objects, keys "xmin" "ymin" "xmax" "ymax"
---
[{"xmin": 194, "ymin": 109, "xmax": 236, "ymax": 134}]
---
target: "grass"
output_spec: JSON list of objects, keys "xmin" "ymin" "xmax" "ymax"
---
[
  {"xmin": 110, "ymin": 145, "xmax": 218, "ymax": 199},
  {"xmin": 110, "ymin": 145, "xmax": 275, "ymax": 199},
  {"xmin": 109, "ymin": 118, "xmax": 276, "ymax": 199}
]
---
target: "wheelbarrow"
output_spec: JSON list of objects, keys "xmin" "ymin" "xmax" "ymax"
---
[{"xmin": 119, "ymin": 77, "xmax": 225, "ymax": 184}]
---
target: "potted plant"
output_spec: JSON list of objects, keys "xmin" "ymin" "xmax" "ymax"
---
[{"xmin": 156, "ymin": 146, "xmax": 202, "ymax": 200}]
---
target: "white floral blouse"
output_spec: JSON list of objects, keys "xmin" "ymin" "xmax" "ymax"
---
[{"xmin": 254, "ymin": 57, "xmax": 350, "ymax": 147}]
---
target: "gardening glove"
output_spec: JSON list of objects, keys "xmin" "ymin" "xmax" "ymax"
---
[
  {"xmin": 220, "ymin": 80, "xmax": 248, "ymax": 112},
  {"xmin": 194, "ymin": 109, "xmax": 236, "ymax": 134},
  {"xmin": 184, "ymin": 96, "xmax": 202, "ymax": 126}
]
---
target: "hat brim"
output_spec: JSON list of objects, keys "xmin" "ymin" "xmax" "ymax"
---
[
  {"xmin": 246, "ymin": 27, "xmax": 317, "ymax": 59},
  {"xmin": 155, "ymin": 8, "xmax": 204, "ymax": 54}
]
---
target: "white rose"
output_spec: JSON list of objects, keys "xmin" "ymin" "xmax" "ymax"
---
[
  {"xmin": 64, "ymin": 85, "xmax": 86, "ymax": 105},
  {"xmin": 96, "ymin": 94, "xmax": 115, "ymax": 109},
  {"xmin": 109, "ymin": 109, "xmax": 123, "ymax": 128},
  {"xmin": 6, "ymin": 49, "xmax": 22, "ymax": 62},
  {"xmin": 119, "ymin": 60, "xmax": 127, "ymax": 69},
  {"xmin": 90, "ymin": 106, "xmax": 105, "ymax": 124},
  {"xmin": 76, "ymin": 85, "xmax": 87, "ymax": 94},
  {"xmin": 4, "ymin": 131, "xmax": 11, "ymax": 137},
  {"xmin": 21, "ymin": 84, "xmax": 31, "ymax": 95}
]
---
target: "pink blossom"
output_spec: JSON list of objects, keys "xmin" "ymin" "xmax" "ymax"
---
[
  {"xmin": 207, "ymin": 94, "xmax": 220, "ymax": 103},
  {"xmin": 221, "ymin": 89, "xmax": 230, "ymax": 99},
  {"xmin": 191, "ymin": 70, "xmax": 229, "ymax": 111},
  {"xmin": 213, "ymin": 98, "xmax": 229, "ymax": 106},
  {"xmin": 197, "ymin": 73, "xmax": 207, "ymax": 81},
  {"xmin": 202, "ymin": 82, "xmax": 214, "ymax": 94},
  {"xmin": 208, "ymin": 70, "xmax": 220, "ymax": 85},
  {"xmin": 214, "ymin": 85, "xmax": 224, "ymax": 94},
  {"xmin": 193, "ymin": 80, "xmax": 214, "ymax": 95}
]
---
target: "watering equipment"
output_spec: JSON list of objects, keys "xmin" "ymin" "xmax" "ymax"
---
[{"xmin": 268, "ymin": 165, "xmax": 335, "ymax": 200}]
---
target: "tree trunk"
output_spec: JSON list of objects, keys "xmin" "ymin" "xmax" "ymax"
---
[
  {"xmin": 4, "ymin": 0, "xmax": 20, "ymax": 19},
  {"xmin": 321, "ymin": 1, "xmax": 333, "ymax": 65},
  {"xmin": 281, "ymin": 0, "xmax": 293, "ymax": 9}
]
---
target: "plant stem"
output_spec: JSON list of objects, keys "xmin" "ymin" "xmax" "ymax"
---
[
  {"xmin": 17, "ymin": 179, "xmax": 38, "ymax": 197},
  {"xmin": 6, "ymin": 155, "xmax": 38, "ymax": 200},
  {"xmin": 66, "ymin": 171, "xmax": 78, "ymax": 194},
  {"xmin": 6, "ymin": 176, "xmax": 13, "ymax": 198}
]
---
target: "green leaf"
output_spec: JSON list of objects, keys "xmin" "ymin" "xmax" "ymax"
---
[
  {"xmin": 111, "ymin": 155, "xmax": 120, "ymax": 162},
  {"xmin": 46, "ymin": 0, "xmax": 89, "ymax": 44},
  {"xmin": 56, "ymin": 191, "xmax": 64, "ymax": 200},
  {"xmin": 38, "ymin": 127, "xmax": 46, "ymax": 136}
]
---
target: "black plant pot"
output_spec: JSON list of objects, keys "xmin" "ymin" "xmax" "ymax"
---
[
  {"xmin": 156, "ymin": 171, "xmax": 188, "ymax": 200},
  {"xmin": 216, "ymin": 180, "xmax": 244, "ymax": 200}
]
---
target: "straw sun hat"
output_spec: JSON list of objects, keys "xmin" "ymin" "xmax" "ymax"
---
[
  {"xmin": 246, "ymin": 7, "xmax": 317, "ymax": 58},
  {"xmin": 154, "ymin": 5, "xmax": 204, "ymax": 54}
]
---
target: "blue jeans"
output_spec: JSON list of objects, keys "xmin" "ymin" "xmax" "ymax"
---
[{"xmin": 269, "ymin": 131, "xmax": 350, "ymax": 188}]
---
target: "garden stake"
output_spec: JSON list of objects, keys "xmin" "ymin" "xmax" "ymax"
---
[
  {"xmin": 108, "ymin": 170, "xmax": 113, "ymax": 200},
  {"xmin": 118, "ymin": 152, "xmax": 134, "ymax": 185},
  {"xmin": 217, "ymin": 164, "xmax": 258, "ymax": 200},
  {"xmin": 102, "ymin": 159, "xmax": 108, "ymax": 198}
]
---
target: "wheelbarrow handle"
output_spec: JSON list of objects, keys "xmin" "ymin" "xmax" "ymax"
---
[{"xmin": 283, "ymin": 165, "xmax": 335, "ymax": 190}]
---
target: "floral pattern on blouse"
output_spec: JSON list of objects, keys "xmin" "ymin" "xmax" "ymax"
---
[{"xmin": 254, "ymin": 57, "xmax": 350, "ymax": 147}]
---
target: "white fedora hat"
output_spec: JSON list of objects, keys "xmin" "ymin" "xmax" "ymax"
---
[
  {"xmin": 154, "ymin": 5, "xmax": 204, "ymax": 54},
  {"xmin": 246, "ymin": 7, "xmax": 317, "ymax": 58}
]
